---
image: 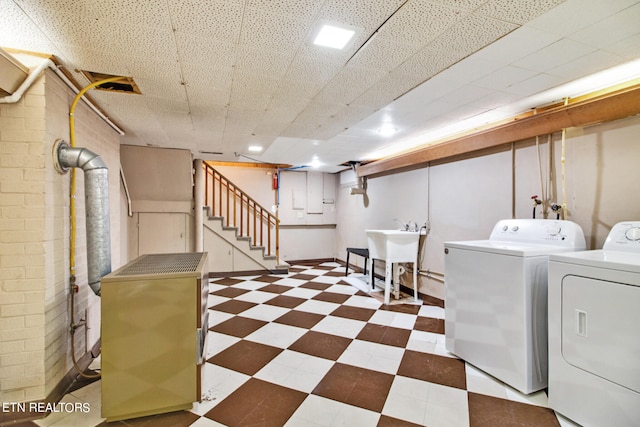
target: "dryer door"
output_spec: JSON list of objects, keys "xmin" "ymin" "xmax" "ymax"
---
[{"xmin": 561, "ymin": 275, "xmax": 640, "ymax": 393}]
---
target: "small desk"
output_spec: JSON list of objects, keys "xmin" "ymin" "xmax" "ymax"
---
[{"xmin": 345, "ymin": 247, "xmax": 369, "ymax": 276}]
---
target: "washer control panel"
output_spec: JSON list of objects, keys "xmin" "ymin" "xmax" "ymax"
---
[
  {"xmin": 603, "ymin": 221, "xmax": 640, "ymax": 252},
  {"xmin": 489, "ymin": 219, "xmax": 586, "ymax": 249}
]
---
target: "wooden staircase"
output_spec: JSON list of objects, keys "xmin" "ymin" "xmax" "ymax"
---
[{"xmin": 203, "ymin": 163, "xmax": 287, "ymax": 273}]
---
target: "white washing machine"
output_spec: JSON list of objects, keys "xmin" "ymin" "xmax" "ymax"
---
[
  {"xmin": 548, "ymin": 221, "xmax": 640, "ymax": 427},
  {"xmin": 444, "ymin": 219, "xmax": 586, "ymax": 394}
]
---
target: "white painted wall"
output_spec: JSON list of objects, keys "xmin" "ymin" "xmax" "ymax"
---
[
  {"xmin": 0, "ymin": 69, "xmax": 122, "ymax": 401},
  {"xmin": 334, "ymin": 115, "xmax": 640, "ymax": 300}
]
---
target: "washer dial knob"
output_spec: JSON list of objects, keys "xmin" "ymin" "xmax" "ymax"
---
[{"xmin": 625, "ymin": 227, "xmax": 640, "ymax": 241}]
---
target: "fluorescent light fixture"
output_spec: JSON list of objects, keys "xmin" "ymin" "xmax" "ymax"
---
[
  {"xmin": 248, "ymin": 145, "xmax": 263, "ymax": 152},
  {"xmin": 314, "ymin": 24, "xmax": 355, "ymax": 49}
]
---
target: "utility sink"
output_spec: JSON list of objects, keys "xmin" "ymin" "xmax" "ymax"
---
[
  {"xmin": 366, "ymin": 230, "xmax": 420, "ymax": 262},
  {"xmin": 365, "ymin": 230, "xmax": 421, "ymax": 304}
]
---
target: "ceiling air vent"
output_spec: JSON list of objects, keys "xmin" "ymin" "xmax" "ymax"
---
[{"xmin": 80, "ymin": 70, "xmax": 141, "ymax": 94}]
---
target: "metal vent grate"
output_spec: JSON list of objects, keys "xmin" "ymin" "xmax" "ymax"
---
[{"xmin": 115, "ymin": 253, "xmax": 204, "ymax": 276}]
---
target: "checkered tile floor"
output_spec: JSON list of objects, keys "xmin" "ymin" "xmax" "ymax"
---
[{"xmin": 34, "ymin": 262, "xmax": 566, "ymax": 427}]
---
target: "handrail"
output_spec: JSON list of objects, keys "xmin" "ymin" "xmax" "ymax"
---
[{"xmin": 202, "ymin": 162, "xmax": 279, "ymax": 261}]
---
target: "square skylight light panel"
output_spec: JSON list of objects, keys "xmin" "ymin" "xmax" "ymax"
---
[{"xmin": 314, "ymin": 24, "xmax": 356, "ymax": 49}]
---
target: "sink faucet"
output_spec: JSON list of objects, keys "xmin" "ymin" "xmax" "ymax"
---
[{"xmin": 393, "ymin": 218, "xmax": 409, "ymax": 231}]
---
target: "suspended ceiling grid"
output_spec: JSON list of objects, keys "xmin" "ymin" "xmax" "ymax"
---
[{"xmin": 1, "ymin": 0, "xmax": 639, "ymax": 172}]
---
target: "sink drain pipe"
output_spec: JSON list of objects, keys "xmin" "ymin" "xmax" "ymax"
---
[{"xmin": 54, "ymin": 139, "xmax": 111, "ymax": 296}]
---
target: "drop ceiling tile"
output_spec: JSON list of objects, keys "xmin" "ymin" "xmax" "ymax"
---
[
  {"xmin": 526, "ymin": 0, "xmax": 638, "ymax": 37},
  {"xmin": 471, "ymin": 24, "xmax": 561, "ymax": 66},
  {"xmin": 476, "ymin": 0, "xmax": 566, "ymax": 25},
  {"xmin": 513, "ymin": 38, "xmax": 596, "ymax": 73},
  {"xmin": 181, "ymin": 63, "xmax": 234, "ymax": 93},
  {"xmin": 349, "ymin": 73, "xmax": 419, "ymax": 112},
  {"xmin": 267, "ymin": 95, "xmax": 312, "ymax": 117},
  {"xmin": 503, "ymin": 72, "xmax": 565, "ymax": 97},
  {"xmin": 175, "ymin": 33, "xmax": 237, "ymax": 69},
  {"xmin": 52, "ymin": 44, "xmax": 131, "ymax": 77},
  {"xmin": 394, "ymin": 44, "xmax": 464, "ymax": 81},
  {"xmin": 126, "ymin": 57, "xmax": 183, "ymax": 89},
  {"xmin": 317, "ymin": 0, "xmax": 406, "ymax": 29},
  {"xmin": 473, "ymin": 65, "xmax": 539, "ymax": 90},
  {"xmin": 234, "ymin": 46, "xmax": 295, "ymax": 80},
  {"xmin": 280, "ymin": 123, "xmax": 315, "ymax": 139},
  {"xmin": 87, "ymin": 0, "xmax": 171, "ymax": 29},
  {"xmin": 607, "ymin": 33, "xmax": 640, "ymax": 58},
  {"xmin": 252, "ymin": 120, "xmax": 291, "ymax": 138},
  {"xmin": 186, "ymin": 86, "xmax": 230, "ymax": 109},
  {"xmin": 299, "ymin": 101, "xmax": 345, "ymax": 119},
  {"xmin": 20, "ymin": 5, "xmax": 111, "ymax": 51},
  {"xmin": 376, "ymin": 0, "xmax": 464, "ymax": 48},
  {"xmin": 246, "ymin": 0, "xmax": 323, "ymax": 20},
  {"xmin": 146, "ymin": 96, "xmax": 190, "ymax": 114},
  {"xmin": 546, "ymin": 50, "xmax": 626, "ymax": 79},
  {"xmin": 346, "ymin": 34, "xmax": 416, "ymax": 72},
  {"xmin": 109, "ymin": 25, "xmax": 179, "ymax": 63},
  {"xmin": 436, "ymin": 85, "xmax": 496, "ymax": 110},
  {"xmin": 312, "ymin": 65, "xmax": 388, "ymax": 105},
  {"xmin": 430, "ymin": 12, "xmax": 519, "ymax": 58},
  {"xmin": 134, "ymin": 77, "xmax": 185, "ymax": 100},
  {"xmin": 231, "ymin": 71, "xmax": 280, "ymax": 96},
  {"xmin": 169, "ymin": 0, "xmax": 243, "ymax": 43},
  {"xmin": 239, "ymin": 7, "xmax": 311, "ymax": 52},
  {"xmin": 0, "ymin": 3, "xmax": 59, "ymax": 52},
  {"xmin": 569, "ymin": 2, "xmax": 640, "ymax": 49},
  {"xmin": 272, "ymin": 78, "xmax": 323, "ymax": 101}
]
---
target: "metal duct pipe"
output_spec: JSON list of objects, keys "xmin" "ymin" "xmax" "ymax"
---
[{"xmin": 54, "ymin": 139, "xmax": 111, "ymax": 296}]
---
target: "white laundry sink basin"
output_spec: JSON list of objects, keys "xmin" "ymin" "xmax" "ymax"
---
[
  {"xmin": 366, "ymin": 230, "xmax": 420, "ymax": 262},
  {"xmin": 365, "ymin": 230, "xmax": 421, "ymax": 305}
]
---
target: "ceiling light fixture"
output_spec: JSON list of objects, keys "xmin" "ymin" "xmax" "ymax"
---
[
  {"xmin": 248, "ymin": 145, "xmax": 263, "ymax": 152},
  {"xmin": 377, "ymin": 124, "xmax": 398, "ymax": 137},
  {"xmin": 314, "ymin": 24, "xmax": 356, "ymax": 49},
  {"xmin": 309, "ymin": 155, "xmax": 322, "ymax": 168}
]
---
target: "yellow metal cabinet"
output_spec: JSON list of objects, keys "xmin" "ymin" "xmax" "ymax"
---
[{"xmin": 100, "ymin": 252, "xmax": 208, "ymax": 422}]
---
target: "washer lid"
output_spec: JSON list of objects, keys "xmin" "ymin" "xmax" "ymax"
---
[
  {"xmin": 445, "ymin": 240, "xmax": 584, "ymax": 257},
  {"xmin": 550, "ymin": 250, "xmax": 640, "ymax": 273}
]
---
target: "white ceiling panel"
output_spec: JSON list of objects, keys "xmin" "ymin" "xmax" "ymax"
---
[
  {"xmin": 2, "ymin": 0, "xmax": 639, "ymax": 171},
  {"xmin": 168, "ymin": 0, "xmax": 244, "ymax": 43},
  {"xmin": 569, "ymin": 2, "xmax": 640, "ymax": 49},
  {"xmin": 378, "ymin": 0, "xmax": 464, "ymax": 48},
  {"xmin": 513, "ymin": 38, "xmax": 597, "ymax": 73},
  {"xmin": 502, "ymin": 72, "xmax": 565, "ymax": 97},
  {"xmin": 476, "ymin": 0, "xmax": 566, "ymax": 24}
]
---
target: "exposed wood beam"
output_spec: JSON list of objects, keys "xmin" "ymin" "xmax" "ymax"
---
[{"xmin": 358, "ymin": 81, "xmax": 640, "ymax": 178}]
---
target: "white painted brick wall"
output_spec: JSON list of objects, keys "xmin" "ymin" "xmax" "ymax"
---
[{"xmin": 0, "ymin": 67, "xmax": 121, "ymax": 402}]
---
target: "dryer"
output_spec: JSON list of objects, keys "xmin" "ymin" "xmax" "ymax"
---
[
  {"xmin": 548, "ymin": 221, "xmax": 640, "ymax": 427},
  {"xmin": 445, "ymin": 219, "xmax": 586, "ymax": 394}
]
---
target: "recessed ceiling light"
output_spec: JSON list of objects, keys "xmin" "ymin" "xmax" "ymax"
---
[
  {"xmin": 377, "ymin": 124, "xmax": 398, "ymax": 137},
  {"xmin": 248, "ymin": 145, "xmax": 263, "ymax": 152},
  {"xmin": 314, "ymin": 24, "xmax": 356, "ymax": 49},
  {"xmin": 309, "ymin": 155, "xmax": 322, "ymax": 168}
]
